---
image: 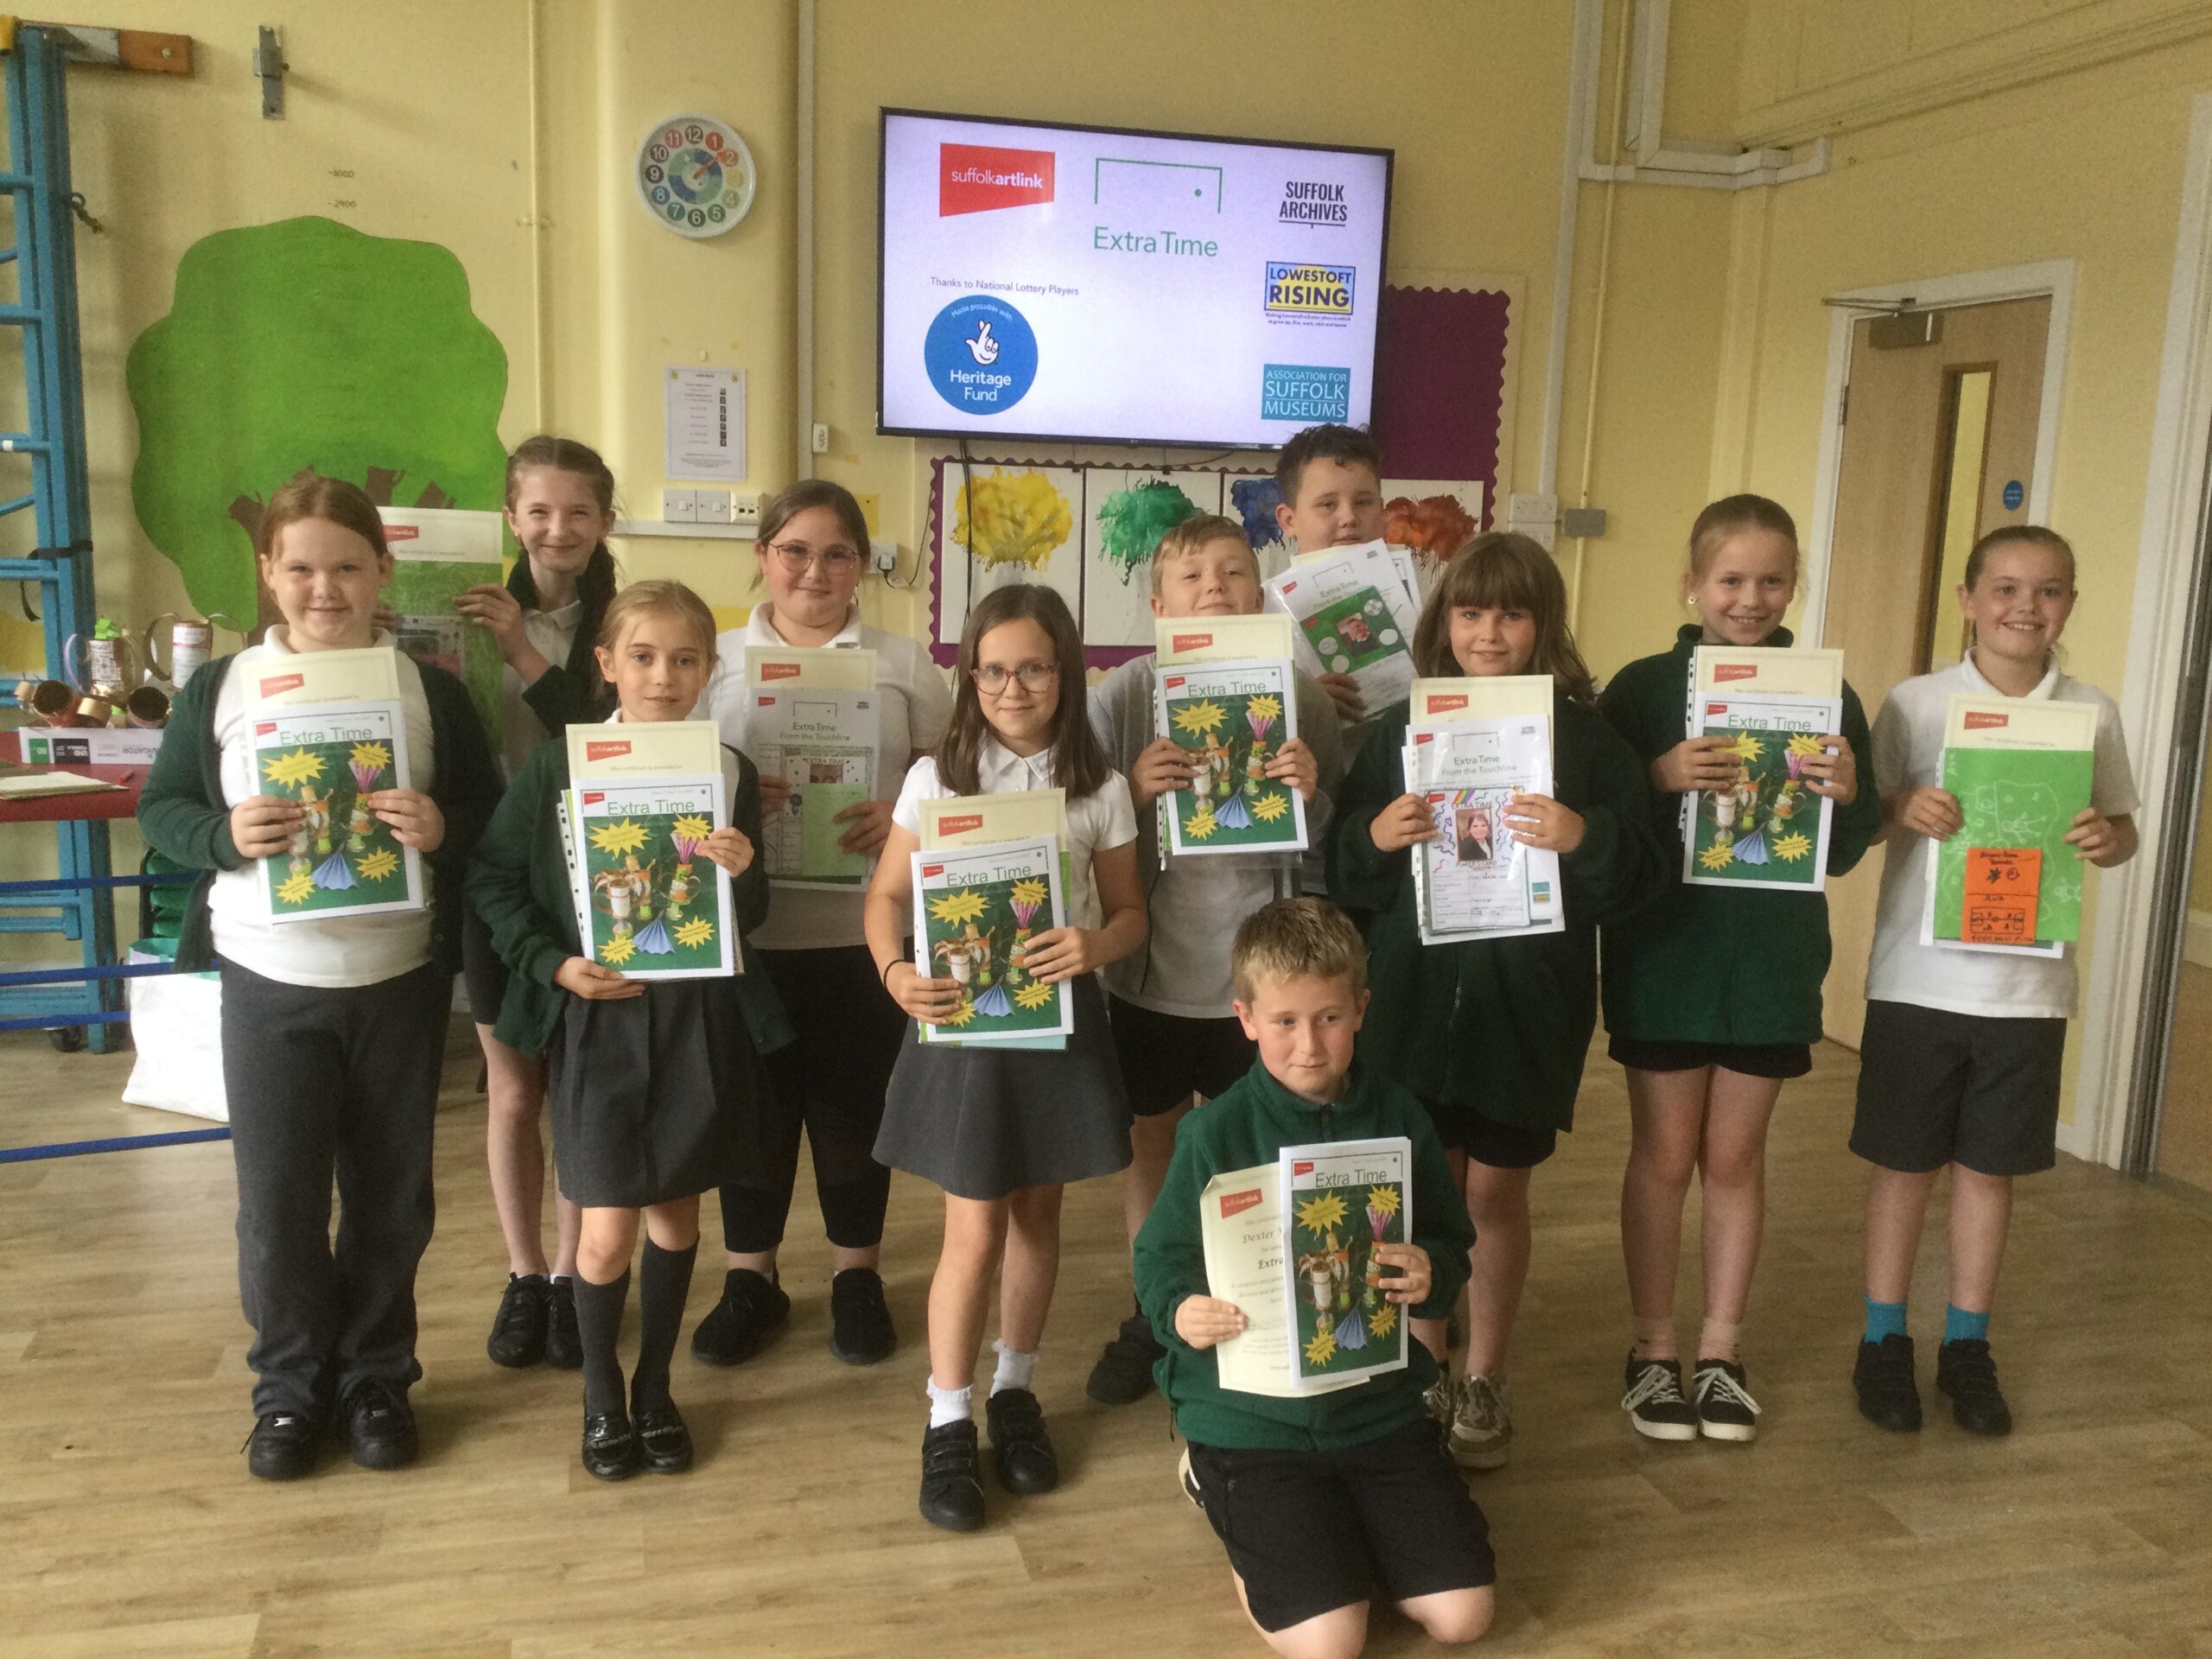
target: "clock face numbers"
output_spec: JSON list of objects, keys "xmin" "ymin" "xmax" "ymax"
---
[{"xmin": 637, "ymin": 117, "xmax": 755, "ymax": 237}]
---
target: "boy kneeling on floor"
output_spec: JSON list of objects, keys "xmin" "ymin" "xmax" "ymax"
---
[{"xmin": 1134, "ymin": 897, "xmax": 1494, "ymax": 1659}]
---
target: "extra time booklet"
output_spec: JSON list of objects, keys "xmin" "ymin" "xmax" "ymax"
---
[
  {"xmin": 1401, "ymin": 677, "xmax": 1561, "ymax": 944},
  {"xmin": 742, "ymin": 652, "xmax": 883, "ymax": 891},
  {"xmin": 916, "ymin": 789, "xmax": 1072, "ymax": 1050},
  {"xmin": 1278, "ymin": 1136, "xmax": 1413, "ymax": 1388},
  {"xmin": 563, "ymin": 721, "xmax": 735, "ymax": 978},
  {"xmin": 1681, "ymin": 646, "xmax": 1844, "ymax": 893}
]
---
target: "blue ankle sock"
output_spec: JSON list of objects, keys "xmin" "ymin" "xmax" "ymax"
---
[
  {"xmin": 1942, "ymin": 1305, "xmax": 1990, "ymax": 1345},
  {"xmin": 1864, "ymin": 1297, "xmax": 1908, "ymax": 1344}
]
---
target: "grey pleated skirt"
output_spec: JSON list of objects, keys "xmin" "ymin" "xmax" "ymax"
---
[
  {"xmin": 551, "ymin": 978, "xmax": 757, "ymax": 1209},
  {"xmin": 874, "ymin": 973, "xmax": 1131, "ymax": 1201}
]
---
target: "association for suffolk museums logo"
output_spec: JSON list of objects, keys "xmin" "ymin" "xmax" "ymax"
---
[
  {"xmin": 1279, "ymin": 179, "xmax": 1350, "ymax": 226},
  {"xmin": 1260, "ymin": 364, "xmax": 1350, "ymax": 423},
  {"xmin": 939, "ymin": 143, "xmax": 1056, "ymax": 216}
]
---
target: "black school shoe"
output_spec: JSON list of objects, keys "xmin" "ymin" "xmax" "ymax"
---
[
  {"xmin": 919, "ymin": 1420, "xmax": 986, "ymax": 1532},
  {"xmin": 1853, "ymin": 1333, "xmax": 1923, "ymax": 1432},
  {"xmin": 1694, "ymin": 1358, "xmax": 1761, "ymax": 1442},
  {"xmin": 829, "ymin": 1268, "xmax": 896, "ymax": 1365},
  {"xmin": 543, "ymin": 1277, "xmax": 583, "ymax": 1370},
  {"xmin": 690, "ymin": 1268, "xmax": 791, "ymax": 1366},
  {"xmin": 1936, "ymin": 1338, "xmax": 2014, "ymax": 1436},
  {"xmin": 486, "ymin": 1273, "xmax": 549, "ymax": 1368},
  {"xmin": 984, "ymin": 1387, "xmax": 1059, "ymax": 1496},
  {"xmin": 634, "ymin": 1402, "xmax": 695, "ymax": 1474},
  {"xmin": 582, "ymin": 1410, "xmax": 642, "ymax": 1481},
  {"xmin": 1085, "ymin": 1312, "xmax": 1166, "ymax": 1405},
  {"xmin": 340, "ymin": 1378, "xmax": 419, "ymax": 1470},
  {"xmin": 244, "ymin": 1410, "xmax": 322, "ymax": 1481},
  {"xmin": 1621, "ymin": 1353, "xmax": 1700, "ymax": 1441}
]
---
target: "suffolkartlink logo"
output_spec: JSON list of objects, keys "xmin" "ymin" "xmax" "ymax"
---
[
  {"xmin": 1219, "ymin": 1186, "xmax": 1264, "ymax": 1220},
  {"xmin": 383, "ymin": 524, "xmax": 421, "ymax": 542},
  {"xmin": 257, "ymin": 673, "xmax": 304, "ymax": 698},
  {"xmin": 924, "ymin": 296, "xmax": 1039, "ymax": 415},
  {"xmin": 1265, "ymin": 263, "xmax": 1355, "ymax": 319},
  {"xmin": 1279, "ymin": 179, "xmax": 1349, "ymax": 226},
  {"xmin": 1963, "ymin": 710, "xmax": 2012, "ymax": 730},
  {"xmin": 1168, "ymin": 637, "xmax": 1215, "ymax": 658},
  {"xmin": 1713, "ymin": 663, "xmax": 1759, "ymax": 683},
  {"xmin": 1260, "ymin": 363, "xmax": 1350, "ymax": 423},
  {"xmin": 585, "ymin": 740, "xmax": 632, "ymax": 761},
  {"xmin": 938, "ymin": 815, "xmax": 984, "ymax": 836},
  {"xmin": 758, "ymin": 662, "xmax": 802, "ymax": 681},
  {"xmin": 938, "ymin": 143, "xmax": 1056, "ymax": 216}
]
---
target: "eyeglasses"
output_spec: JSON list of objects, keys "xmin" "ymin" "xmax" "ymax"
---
[
  {"xmin": 766, "ymin": 540, "xmax": 861, "ymax": 575},
  {"xmin": 970, "ymin": 662, "xmax": 1059, "ymax": 695}
]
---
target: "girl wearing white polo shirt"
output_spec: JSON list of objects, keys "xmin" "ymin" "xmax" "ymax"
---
[
  {"xmin": 696, "ymin": 480, "xmax": 953, "ymax": 1369},
  {"xmin": 864, "ymin": 582, "xmax": 1144, "ymax": 1533},
  {"xmin": 1851, "ymin": 526, "xmax": 2138, "ymax": 1440}
]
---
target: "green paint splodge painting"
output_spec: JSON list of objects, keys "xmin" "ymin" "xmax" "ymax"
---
[{"xmin": 127, "ymin": 216, "xmax": 510, "ymax": 626}]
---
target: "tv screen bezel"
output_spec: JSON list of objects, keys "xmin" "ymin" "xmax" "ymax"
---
[{"xmin": 875, "ymin": 105, "xmax": 1395, "ymax": 453}]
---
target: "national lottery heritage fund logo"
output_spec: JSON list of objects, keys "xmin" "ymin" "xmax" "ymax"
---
[
  {"xmin": 1261, "ymin": 363, "xmax": 1350, "ymax": 423},
  {"xmin": 1279, "ymin": 178, "xmax": 1351, "ymax": 226},
  {"xmin": 1264, "ymin": 262, "xmax": 1356, "ymax": 323},
  {"xmin": 923, "ymin": 295, "xmax": 1039, "ymax": 415}
]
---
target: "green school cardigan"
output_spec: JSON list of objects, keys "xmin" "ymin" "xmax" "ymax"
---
[
  {"xmin": 1328, "ymin": 694, "xmax": 1668, "ymax": 1130},
  {"xmin": 135, "ymin": 651, "xmax": 499, "ymax": 976},
  {"xmin": 464, "ymin": 737, "xmax": 792, "ymax": 1059},
  {"xmin": 1596, "ymin": 625, "xmax": 1881, "ymax": 1047}
]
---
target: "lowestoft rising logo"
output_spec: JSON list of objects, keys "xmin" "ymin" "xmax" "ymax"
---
[
  {"xmin": 938, "ymin": 143, "xmax": 1055, "ymax": 216},
  {"xmin": 1265, "ymin": 262, "xmax": 1356, "ymax": 320}
]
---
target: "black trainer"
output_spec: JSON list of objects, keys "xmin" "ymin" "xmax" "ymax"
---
[
  {"xmin": 984, "ymin": 1386, "xmax": 1059, "ymax": 1495},
  {"xmin": 919, "ymin": 1419, "xmax": 986, "ymax": 1532},
  {"xmin": 1621, "ymin": 1353, "xmax": 1700, "ymax": 1442},
  {"xmin": 634, "ymin": 1402, "xmax": 694, "ymax": 1474},
  {"xmin": 582, "ymin": 1410, "xmax": 641, "ymax": 1481},
  {"xmin": 543, "ymin": 1276, "xmax": 582, "ymax": 1370},
  {"xmin": 1853, "ymin": 1333, "xmax": 1923, "ymax": 1432},
  {"xmin": 244, "ymin": 1411, "xmax": 321, "ymax": 1481},
  {"xmin": 486, "ymin": 1274, "xmax": 548, "ymax": 1369},
  {"xmin": 1085, "ymin": 1311, "xmax": 1165, "ymax": 1405},
  {"xmin": 829, "ymin": 1268, "xmax": 896, "ymax": 1365},
  {"xmin": 340, "ymin": 1378, "xmax": 418, "ymax": 1470},
  {"xmin": 1936, "ymin": 1338, "xmax": 2013, "ymax": 1436},
  {"xmin": 1693, "ymin": 1357, "xmax": 1762, "ymax": 1443},
  {"xmin": 690, "ymin": 1268, "xmax": 791, "ymax": 1366}
]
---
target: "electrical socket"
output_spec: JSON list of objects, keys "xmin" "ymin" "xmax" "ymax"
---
[
  {"xmin": 870, "ymin": 537, "xmax": 899, "ymax": 577},
  {"xmin": 730, "ymin": 492, "xmax": 761, "ymax": 525},
  {"xmin": 660, "ymin": 487, "xmax": 697, "ymax": 524},
  {"xmin": 810, "ymin": 423, "xmax": 830, "ymax": 454}
]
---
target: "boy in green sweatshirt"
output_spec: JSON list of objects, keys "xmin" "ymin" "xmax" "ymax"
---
[{"xmin": 1134, "ymin": 899, "xmax": 1493, "ymax": 1657}]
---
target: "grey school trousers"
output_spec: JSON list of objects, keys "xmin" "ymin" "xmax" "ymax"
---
[{"xmin": 218, "ymin": 958, "xmax": 449, "ymax": 1418}]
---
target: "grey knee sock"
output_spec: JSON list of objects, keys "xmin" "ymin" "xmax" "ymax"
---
[
  {"xmin": 631, "ymin": 1239, "xmax": 696, "ymax": 1413},
  {"xmin": 573, "ymin": 1268, "xmax": 631, "ymax": 1419}
]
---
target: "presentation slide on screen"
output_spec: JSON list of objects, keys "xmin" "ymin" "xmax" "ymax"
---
[{"xmin": 880, "ymin": 112, "xmax": 1391, "ymax": 448}]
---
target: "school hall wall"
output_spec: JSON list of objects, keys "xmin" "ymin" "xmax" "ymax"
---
[{"xmin": 1677, "ymin": 15, "xmax": 2212, "ymax": 1117}]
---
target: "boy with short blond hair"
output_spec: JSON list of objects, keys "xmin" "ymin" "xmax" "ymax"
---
[
  {"xmin": 1135, "ymin": 898, "xmax": 1492, "ymax": 1658},
  {"xmin": 1084, "ymin": 515, "xmax": 1344, "ymax": 1404}
]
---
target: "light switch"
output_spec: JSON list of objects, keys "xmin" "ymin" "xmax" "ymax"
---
[{"xmin": 661, "ymin": 487, "xmax": 697, "ymax": 524}]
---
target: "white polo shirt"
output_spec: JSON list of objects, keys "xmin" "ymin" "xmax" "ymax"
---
[
  {"xmin": 891, "ymin": 739, "xmax": 1137, "ymax": 932},
  {"xmin": 208, "ymin": 630, "xmax": 437, "ymax": 988},
  {"xmin": 1865, "ymin": 655, "xmax": 2138, "ymax": 1020},
  {"xmin": 705, "ymin": 603, "xmax": 954, "ymax": 950}
]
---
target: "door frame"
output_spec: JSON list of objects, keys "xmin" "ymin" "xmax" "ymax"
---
[
  {"xmin": 1802, "ymin": 259, "xmax": 2075, "ymax": 646},
  {"xmin": 2092, "ymin": 91, "xmax": 2212, "ymax": 1172}
]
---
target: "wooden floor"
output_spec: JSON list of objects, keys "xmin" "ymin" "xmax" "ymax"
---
[{"xmin": 3, "ymin": 1033, "xmax": 2209, "ymax": 1659}]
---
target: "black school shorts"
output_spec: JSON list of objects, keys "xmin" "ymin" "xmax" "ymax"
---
[
  {"xmin": 1850, "ymin": 999, "xmax": 2067, "ymax": 1177},
  {"xmin": 1185, "ymin": 1420, "xmax": 1497, "ymax": 1632},
  {"xmin": 1608, "ymin": 1034, "xmax": 1813, "ymax": 1080},
  {"xmin": 1420, "ymin": 1096, "xmax": 1559, "ymax": 1168},
  {"xmin": 1107, "ymin": 995, "xmax": 1255, "ymax": 1117}
]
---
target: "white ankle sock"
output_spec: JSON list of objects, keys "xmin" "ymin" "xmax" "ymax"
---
[
  {"xmin": 989, "ymin": 1338, "xmax": 1037, "ymax": 1396},
  {"xmin": 926, "ymin": 1377, "xmax": 973, "ymax": 1429}
]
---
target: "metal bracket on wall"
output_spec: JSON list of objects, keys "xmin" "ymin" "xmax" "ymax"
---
[{"xmin": 253, "ymin": 25, "xmax": 284, "ymax": 118}]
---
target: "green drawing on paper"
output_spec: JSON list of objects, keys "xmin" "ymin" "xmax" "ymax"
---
[
  {"xmin": 1297, "ymin": 588, "xmax": 1406, "ymax": 677},
  {"xmin": 579, "ymin": 804, "xmax": 728, "ymax": 974},
  {"xmin": 384, "ymin": 555, "xmax": 505, "ymax": 751},
  {"xmin": 1164, "ymin": 687, "xmax": 1299, "ymax": 849},
  {"xmin": 257, "ymin": 722, "xmax": 412, "ymax": 918},
  {"xmin": 1095, "ymin": 480, "xmax": 1199, "ymax": 583},
  {"xmin": 921, "ymin": 876, "xmax": 1065, "ymax": 1039},
  {"xmin": 1688, "ymin": 728, "xmax": 1826, "ymax": 887},
  {"xmin": 1933, "ymin": 747, "xmax": 2094, "ymax": 943},
  {"xmin": 126, "ymin": 216, "xmax": 510, "ymax": 627},
  {"xmin": 1287, "ymin": 1182, "xmax": 1406, "ymax": 1380}
]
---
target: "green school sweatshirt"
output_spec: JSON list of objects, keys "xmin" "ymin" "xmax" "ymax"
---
[
  {"xmin": 136, "ymin": 651, "xmax": 498, "ymax": 976},
  {"xmin": 1132, "ymin": 1059, "xmax": 1473, "ymax": 1452},
  {"xmin": 1327, "ymin": 694, "xmax": 1668, "ymax": 1130},
  {"xmin": 464, "ymin": 736, "xmax": 791, "ymax": 1058},
  {"xmin": 1596, "ymin": 625, "xmax": 1880, "ymax": 1046}
]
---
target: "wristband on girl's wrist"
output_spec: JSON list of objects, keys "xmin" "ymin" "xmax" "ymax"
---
[{"xmin": 880, "ymin": 957, "xmax": 903, "ymax": 987}]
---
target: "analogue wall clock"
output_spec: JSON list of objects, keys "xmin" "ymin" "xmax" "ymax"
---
[{"xmin": 636, "ymin": 115, "xmax": 756, "ymax": 238}]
